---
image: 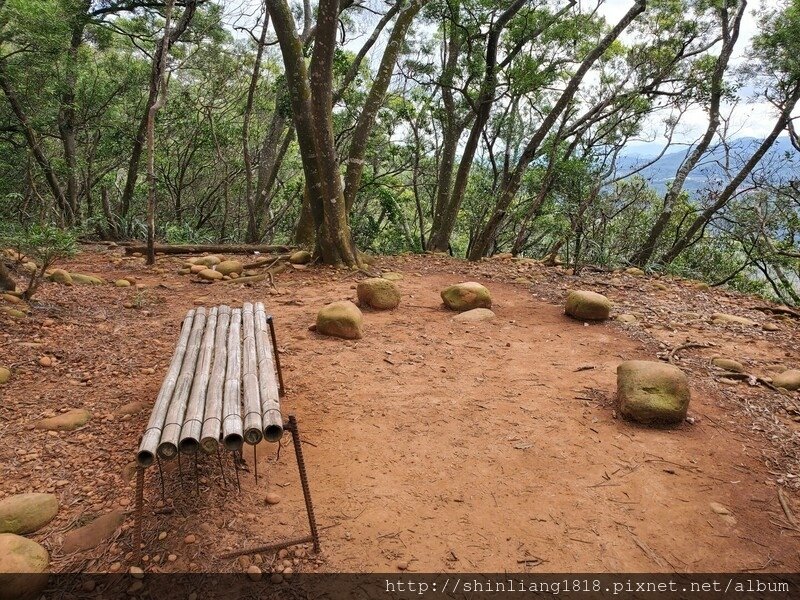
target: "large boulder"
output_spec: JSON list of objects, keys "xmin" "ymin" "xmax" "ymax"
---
[
  {"xmin": 0, "ymin": 493, "xmax": 58, "ymax": 534},
  {"xmin": 0, "ymin": 367, "xmax": 9, "ymax": 384},
  {"xmin": 773, "ymin": 369, "xmax": 800, "ymax": 391},
  {"xmin": 35, "ymin": 408, "xmax": 92, "ymax": 431},
  {"xmin": 48, "ymin": 269, "xmax": 72, "ymax": 286},
  {"xmin": 710, "ymin": 312, "xmax": 756, "ymax": 327},
  {"xmin": 357, "ymin": 278, "xmax": 401, "ymax": 310},
  {"xmin": 441, "ymin": 282, "xmax": 492, "ymax": 312},
  {"xmin": 61, "ymin": 510, "xmax": 124, "ymax": 554},
  {"xmin": 316, "ymin": 301, "xmax": 363, "ymax": 340},
  {"xmin": 289, "ymin": 250, "xmax": 312, "ymax": 265},
  {"xmin": 0, "ymin": 534, "xmax": 49, "ymax": 600},
  {"xmin": 216, "ymin": 260, "xmax": 243, "ymax": 276},
  {"xmin": 565, "ymin": 290, "xmax": 612, "ymax": 321},
  {"xmin": 617, "ymin": 360, "xmax": 691, "ymax": 425}
]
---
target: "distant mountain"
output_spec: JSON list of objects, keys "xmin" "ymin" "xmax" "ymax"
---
[{"xmin": 616, "ymin": 136, "xmax": 800, "ymax": 195}]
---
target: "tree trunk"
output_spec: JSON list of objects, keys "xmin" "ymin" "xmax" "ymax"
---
[
  {"xmin": 630, "ymin": 0, "xmax": 746, "ymax": 267},
  {"xmin": 660, "ymin": 82, "xmax": 800, "ymax": 265},
  {"xmin": 467, "ymin": 0, "xmax": 647, "ymax": 260},
  {"xmin": 0, "ymin": 259, "xmax": 15, "ymax": 292}
]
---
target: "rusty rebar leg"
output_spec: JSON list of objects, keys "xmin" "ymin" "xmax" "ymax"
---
[
  {"xmin": 133, "ymin": 466, "xmax": 145, "ymax": 565},
  {"xmin": 232, "ymin": 450, "xmax": 241, "ymax": 493},
  {"xmin": 216, "ymin": 445, "xmax": 228, "ymax": 490},
  {"xmin": 253, "ymin": 443, "xmax": 259, "ymax": 485},
  {"xmin": 287, "ymin": 414, "xmax": 320, "ymax": 553},
  {"xmin": 267, "ymin": 316, "xmax": 285, "ymax": 396},
  {"xmin": 156, "ymin": 455, "xmax": 166, "ymax": 502}
]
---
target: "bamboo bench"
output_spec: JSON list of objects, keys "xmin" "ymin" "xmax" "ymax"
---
[{"xmin": 132, "ymin": 302, "xmax": 320, "ymax": 559}]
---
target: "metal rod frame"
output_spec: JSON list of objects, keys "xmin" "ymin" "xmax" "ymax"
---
[{"xmin": 130, "ymin": 413, "xmax": 320, "ymax": 562}]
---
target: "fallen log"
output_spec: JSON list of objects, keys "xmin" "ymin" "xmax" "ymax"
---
[{"xmin": 124, "ymin": 243, "xmax": 294, "ymax": 256}]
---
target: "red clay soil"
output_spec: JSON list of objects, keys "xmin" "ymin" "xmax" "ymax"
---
[{"xmin": 0, "ymin": 249, "xmax": 798, "ymax": 575}]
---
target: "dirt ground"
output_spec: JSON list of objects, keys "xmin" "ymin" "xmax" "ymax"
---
[{"xmin": 1, "ymin": 248, "xmax": 799, "ymax": 575}]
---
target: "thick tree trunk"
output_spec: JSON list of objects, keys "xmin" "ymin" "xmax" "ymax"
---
[
  {"xmin": 342, "ymin": 0, "xmax": 427, "ymax": 211},
  {"xmin": 467, "ymin": 0, "xmax": 647, "ymax": 260},
  {"xmin": 630, "ymin": 1, "xmax": 746, "ymax": 267},
  {"xmin": 267, "ymin": 0, "xmax": 360, "ymax": 266}
]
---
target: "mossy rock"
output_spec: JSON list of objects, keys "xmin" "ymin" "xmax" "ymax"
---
[
  {"xmin": 616, "ymin": 313, "xmax": 637, "ymax": 324},
  {"xmin": 70, "ymin": 273, "xmax": 104, "ymax": 285},
  {"xmin": 1, "ymin": 307, "xmax": 26, "ymax": 319},
  {"xmin": 773, "ymin": 369, "xmax": 800, "ymax": 391},
  {"xmin": 114, "ymin": 279, "xmax": 131, "ymax": 287},
  {"xmin": 382, "ymin": 272, "xmax": 403, "ymax": 281},
  {"xmin": 617, "ymin": 360, "xmax": 690, "ymax": 425},
  {"xmin": 565, "ymin": 290, "xmax": 611, "ymax": 321},
  {"xmin": 0, "ymin": 367, "xmax": 10, "ymax": 384},
  {"xmin": 0, "ymin": 533, "xmax": 49, "ymax": 600},
  {"xmin": 0, "ymin": 493, "xmax": 58, "ymax": 535},
  {"xmin": 189, "ymin": 264, "xmax": 206, "ymax": 274},
  {"xmin": 357, "ymin": 278, "xmax": 400, "ymax": 310},
  {"xmin": 316, "ymin": 301, "xmax": 363, "ymax": 339},
  {"xmin": 289, "ymin": 250, "xmax": 312, "ymax": 265},
  {"xmin": 1, "ymin": 293, "xmax": 22, "ymax": 304},
  {"xmin": 216, "ymin": 260, "xmax": 243, "ymax": 276},
  {"xmin": 35, "ymin": 408, "xmax": 92, "ymax": 431},
  {"xmin": 48, "ymin": 269, "xmax": 73, "ymax": 286},
  {"xmin": 198, "ymin": 269, "xmax": 224, "ymax": 281},
  {"xmin": 711, "ymin": 357, "xmax": 745, "ymax": 373},
  {"xmin": 441, "ymin": 282, "xmax": 492, "ymax": 312},
  {"xmin": 625, "ymin": 267, "xmax": 645, "ymax": 276}
]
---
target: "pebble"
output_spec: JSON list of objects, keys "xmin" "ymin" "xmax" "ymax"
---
[
  {"xmin": 158, "ymin": 531, "xmax": 167, "ymax": 541},
  {"xmin": 129, "ymin": 566, "xmax": 144, "ymax": 579},
  {"xmin": 167, "ymin": 554, "xmax": 177, "ymax": 562},
  {"xmin": 270, "ymin": 574, "xmax": 284, "ymax": 584},
  {"xmin": 397, "ymin": 561, "xmax": 408, "ymax": 570},
  {"xmin": 109, "ymin": 562, "xmax": 121, "ymax": 572},
  {"xmin": 127, "ymin": 581, "xmax": 144, "ymax": 595},
  {"xmin": 81, "ymin": 580, "xmax": 96, "ymax": 592},
  {"xmin": 246, "ymin": 565, "xmax": 262, "ymax": 582},
  {"xmin": 39, "ymin": 356, "xmax": 53, "ymax": 367},
  {"xmin": 265, "ymin": 493, "xmax": 281, "ymax": 505},
  {"xmin": 184, "ymin": 534, "xmax": 196, "ymax": 544},
  {"xmin": 278, "ymin": 549, "xmax": 289, "ymax": 559}
]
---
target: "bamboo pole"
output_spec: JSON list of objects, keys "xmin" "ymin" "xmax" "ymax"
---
[
  {"xmin": 254, "ymin": 302, "xmax": 283, "ymax": 441},
  {"xmin": 137, "ymin": 309, "xmax": 196, "ymax": 467},
  {"xmin": 178, "ymin": 306, "xmax": 217, "ymax": 453},
  {"xmin": 200, "ymin": 305, "xmax": 230, "ymax": 453},
  {"xmin": 157, "ymin": 307, "xmax": 207, "ymax": 460},
  {"xmin": 222, "ymin": 308, "xmax": 244, "ymax": 450},
  {"xmin": 241, "ymin": 302, "xmax": 263, "ymax": 445}
]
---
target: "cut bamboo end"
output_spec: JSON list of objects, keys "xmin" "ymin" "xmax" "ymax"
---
[
  {"xmin": 223, "ymin": 432, "xmax": 244, "ymax": 451},
  {"xmin": 137, "ymin": 450, "xmax": 155, "ymax": 468}
]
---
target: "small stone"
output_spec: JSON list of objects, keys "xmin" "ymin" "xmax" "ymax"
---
[
  {"xmin": 191, "ymin": 255, "xmax": 224, "ymax": 267},
  {"xmin": 441, "ymin": 282, "xmax": 492, "ymax": 312},
  {"xmin": 711, "ymin": 357, "xmax": 745, "ymax": 373},
  {"xmin": 48, "ymin": 269, "xmax": 73, "ymax": 285},
  {"xmin": 289, "ymin": 250, "xmax": 312, "ymax": 265},
  {"xmin": 81, "ymin": 579, "xmax": 96, "ymax": 592},
  {"xmin": 763, "ymin": 322, "xmax": 780, "ymax": 331},
  {"xmin": 625, "ymin": 267, "xmax": 645, "ymax": 276},
  {"xmin": 126, "ymin": 581, "xmax": 144, "ymax": 595},
  {"xmin": 397, "ymin": 561, "xmax": 408, "ymax": 570},
  {"xmin": 282, "ymin": 567, "xmax": 293, "ymax": 579},
  {"xmin": 114, "ymin": 279, "xmax": 131, "ymax": 288},
  {"xmin": 710, "ymin": 502, "xmax": 730, "ymax": 515},
  {"xmin": 38, "ymin": 356, "xmax": 52, "ymax": 367},
  {"xmin": 62, "ymin": 510, "xmax": 125, "ymax": 553},
  {"xmin": 265, "ymin": 493, "xmax": 281, "ymax": 505},
  {"xmin": 158, "ymin": 531, "xmax": 167, "ymax": 541},
  {"xmin": 773, "ymin": 369, "xmax": 800, "ymax": 391},
  {"xmin": 197, "ymin": 269, "xmax": 223, "ymax": 281},
  {"xmin": 110, "ymin": 562, "xmax": 121, "ymax": 572},
  {"xmin": 451, "ymin": 308, "xmax": 496, "ymax": 323},
  {"xmin": 270, "ymin": 573, "xmax": 284, "ymax": 584},
  {"xmin": 216, "ymin": 260, "xmax": 243, "ymax": 276},
  {"xmin": 167, "ymin": 554, "xmax": 177, "ymax": 562},
  {"xmin": 129, "ymin": 566, "xmax": 144, "ymax": 579},
  {"xmin": 0, "ymin": 367, "xmax": 10, "ymax": 385},
  {"xmin": 710, "ymin": 312, "xmax": 757, "ymax": 327},
  {"xmin": 382, "ymin": 272, "xmax": 403, "ymax": 281},
  {"xmin": 35, "ymin": 408, "xmax": 92, "ymax": 431},
  {"xmin": 184, "ymin": 534, "xmax": 196, "ymax": 544},
  {"xmin": 246, "ymin": 565, "xmax": 262, "ymax": 581},
  {"xmin": 190, "ymin": 265, "xmax": 206, "ymax": 274}
]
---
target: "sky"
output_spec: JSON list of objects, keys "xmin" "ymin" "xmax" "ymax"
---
[{"xmin": 229, "ymin": 0, "xmax": 784, "ymax": 150}]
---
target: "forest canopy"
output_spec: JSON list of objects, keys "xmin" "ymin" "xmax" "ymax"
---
[{"xmin": 0, "ymin": 0, "xmax": 798, "ymax": 304}]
